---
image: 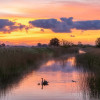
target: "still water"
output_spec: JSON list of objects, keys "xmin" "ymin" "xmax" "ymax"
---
[{"xmin": 0, "ymin": 55, "xmax": 100, "ymax": 100}]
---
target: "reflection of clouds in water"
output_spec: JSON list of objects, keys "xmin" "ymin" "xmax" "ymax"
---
[
  {"xmin": 38, "ymin": 57, "xmax": 77, "ymax": 73},
  {"xmin": 42, "ymin": 60, "xmax": 55, "ymax": 66}
]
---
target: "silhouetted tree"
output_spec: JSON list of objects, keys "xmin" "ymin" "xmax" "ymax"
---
[
  {"xmin": 61, "ymin": 39, "xmax": 74, "ymax": 47},
  {"xmin": 49, "ymin": 38, "xmax": 60, "ymax": 47},
  {"xmin": 0, "ymin": 43, "xmax": 5, "ymax": 47},
  {"xmin": 78, "ymin": 41, "xmax": 83, "ymax": 47},
  {"xmin": 37, "ymin": 43, "xmax": 42, "ymax": 47},
  {"xmin": 96, "ymin": 38, "xmax": 100, "ymax": 47},
  {"xmin": 1, "ymin": 43, "xmax": 5, "ymax": 47}
]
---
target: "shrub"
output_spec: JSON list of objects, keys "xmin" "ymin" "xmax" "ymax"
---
[
  {"xmin": 95, "ymin": 38, "xmax": 100, "ymax": 47},
  {"xmin": 49, "ymin": 38, "xmax": 60, "ymax": 47}
]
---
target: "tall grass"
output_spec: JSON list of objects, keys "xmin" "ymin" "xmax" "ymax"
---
[
  {"xmin": 76, "ymin": 48, "xmax": 100, "ymax": 98},
  {"xmin": 0, "ymin": 46, "xmax": 78, "ymax": 74},
  {"xmin": 76, "ymin": 48, "xmax": 100, "ymax": 69},
  {"xmin": 51, "ymin": 47, "xmax": 79, "ymax": 57}
]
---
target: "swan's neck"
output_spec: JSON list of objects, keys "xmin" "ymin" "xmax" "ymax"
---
[{"xmin": 42, "ymin": 78, "xmax": 43, "ymax": 83}]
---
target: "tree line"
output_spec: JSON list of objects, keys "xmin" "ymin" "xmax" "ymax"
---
[{"xmin": 49, "ymin": 37, "xmax": 100, "ymax": 48}]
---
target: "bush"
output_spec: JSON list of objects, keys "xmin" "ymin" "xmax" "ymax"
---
[
  {"xmin": 49, "ymin": 38, "xmax": 60, "ymax": 47},
  {"xmin": 61, "ymin": 40, "xmax": 74, "ymax": 48},
  {"xmin": 95, "ymin": 38, "xmax": 100, "ymax": 47}
]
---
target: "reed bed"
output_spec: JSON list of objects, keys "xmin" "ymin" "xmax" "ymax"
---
[
  {"xmin": 76, "ymin": 48, "xmax": 100, "ymax": 98},
  {"xmin": 76, "ymin": 48, "xmax": 100, "ymax": 68}
]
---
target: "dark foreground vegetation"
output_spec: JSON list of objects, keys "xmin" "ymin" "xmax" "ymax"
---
[
  {"xmin": 76, "ymin": 47, "xmax": 100, "ymax": 98},
  {"xmin": 76, "ymin": 47, "xmax": 100, "ymax": 68}
]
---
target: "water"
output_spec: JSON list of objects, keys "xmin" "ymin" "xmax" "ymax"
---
[{"xmin": 0, "ymin": 55, "xmax": 100, "ymax": 100}]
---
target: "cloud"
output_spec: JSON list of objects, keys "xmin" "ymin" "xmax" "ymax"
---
[
  {"xmin": 74, "ymin": 20, "xmax": 100, "ymax": 30},
  {"xmin": 29, "ymin": 17, "xmax": 100, "ymax": 33},
  {"xmin": 0, "ymin": 19, "xmax": 29, "ymax": 33},
  {"xmin": 29, "ymin": 17, "xmax": 73, "ymax": 33}
]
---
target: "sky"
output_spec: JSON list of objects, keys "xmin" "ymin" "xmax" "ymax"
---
[{"xmin": 0, "ymin": 0, "xmax": 100, "ymax": 45}]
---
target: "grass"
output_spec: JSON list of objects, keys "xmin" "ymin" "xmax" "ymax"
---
[
  {"xmin": 76, "ymin": 47, "xmax": 100, "ymax": 69},
  {"xmin": 0, "ymin": 46, "xmax": 78, "ymax": 68},
  {"xmin": 76, "ymin": 47, "xmax": 100, "ymax": 98}
]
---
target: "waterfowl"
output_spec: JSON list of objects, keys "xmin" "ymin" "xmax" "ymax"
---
[
  {"xmin": 41, "ymin": 78, "xmax": 49, "ymax": 85},
  {"xmin": 72, "ymin": 80, "xmax": 76, "ymax": 82},
  {"xmin": 38, "ymin": 83, "xmax": 40, "ymax": 85}
]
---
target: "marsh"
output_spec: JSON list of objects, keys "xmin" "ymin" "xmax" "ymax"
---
[{"xmin": 0, "ymin": 47, "xmax": 100, "ymax": 100}]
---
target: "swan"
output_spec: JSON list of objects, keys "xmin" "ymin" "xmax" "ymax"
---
[{"xmin": 41, "ymin": 78, "xmax": 49, "ymax": 85}]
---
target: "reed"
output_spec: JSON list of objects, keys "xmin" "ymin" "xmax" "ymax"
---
[
  {"xmin": 76, "ymin": 48, "xmax": 100, "ymax": 69},
  {"xmin": 76, "ymin": 48, "xmax": 100, "ymax": 98}
]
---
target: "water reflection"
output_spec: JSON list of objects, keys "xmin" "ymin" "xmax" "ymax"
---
[
  {"xmin": 40, "ymin": 57, "xmax": 76, "ymax": 73},
  {"xmin": 0, "ymin": 55, "xmax": 100, "ymax": 100},
  {"xmin": 79, "ymin": 49, "xmax": 86, "ymax": 54}
]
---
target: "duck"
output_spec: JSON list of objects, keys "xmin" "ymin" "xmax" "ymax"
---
[
  {"xmin": 41, "ymin": 78, "xmax": 49, "ymax": 85},
  {"xmin": 72, "ymin": 80, "xmax": 77, "ymax": 82}
]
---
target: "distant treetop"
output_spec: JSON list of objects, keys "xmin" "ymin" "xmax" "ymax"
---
[{"xmin": 49, "ymin": 38, "xmax": 60, "ymax": 47}]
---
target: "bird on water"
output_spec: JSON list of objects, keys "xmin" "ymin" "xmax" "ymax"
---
[
  {"xmin": 72, "ymin": 80, "xmax": 77, "ymax": 82},
  {"xmin": 41, "ymin": 78, "xmax": 49, "ymax": 85}
]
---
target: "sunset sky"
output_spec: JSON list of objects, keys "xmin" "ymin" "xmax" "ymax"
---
[{"xmin": 0, "ymin": 0, "xmax": 100, "ymax": 45}]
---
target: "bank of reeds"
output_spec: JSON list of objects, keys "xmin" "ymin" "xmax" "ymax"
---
[
  {"xmin": 76, "ymin": 47, "xmax": 100, "ymax": 72},
  {"xmin": 51, "ymin": 46, "xmax": 78, "ymax": 57},
  {"xmin": 0, "ymin": 46, "xmax": 79, "ymax": 69},
  {"xmin": 76, "ymin": 48, "xmax": 100, "ymax": 98}
]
